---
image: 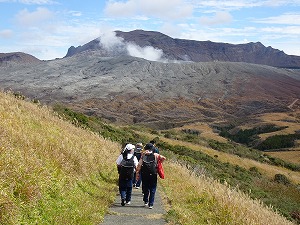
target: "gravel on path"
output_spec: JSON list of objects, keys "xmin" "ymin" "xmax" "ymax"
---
[{"xmin": 100, "ymin": 186, "xmax": 167, "ymax": 225}]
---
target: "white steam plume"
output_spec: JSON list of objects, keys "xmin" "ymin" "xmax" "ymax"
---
[
  {"xmin": 126, "ymin": 43, "xmax": 163, "ymax": 61},
  {"xmin": 98, "ymin": 30, "xmax": 164, "ymax": 62}
]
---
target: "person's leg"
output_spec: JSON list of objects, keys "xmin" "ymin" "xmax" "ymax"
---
[
  {"xmin": 119, "ymin": 178, "xmax": 126, "ymax": 206},
  {"xmin": 148, "ymin": 184, "xmax": 157, "ymax": 208},
  {"xmin": 125, "ymin": 179, "xmax": 133, "ymax": 203},
  {"xmin": 148, "ymin": 175, "xmax": 157, "ymax": 208},
  {"xmin": 142, "ymin": 176, "xmax": 150, "ymax": 205}
]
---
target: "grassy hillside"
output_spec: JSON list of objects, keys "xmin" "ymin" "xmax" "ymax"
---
[
  {"xmin": 0, "ymin": 92, "xmax": 120, "ymax": 224},
  {"xmin": 161, "ymin": 161, "xmax": 294, "ymax": 225},
  {"xmin": 0, "ymin": 91, "xmax": 298, "ymax": 224}
]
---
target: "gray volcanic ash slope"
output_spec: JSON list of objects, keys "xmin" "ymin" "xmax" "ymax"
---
[{"xmin": 0, "ymin": 51, "xmax": 299, "ymax": 127}]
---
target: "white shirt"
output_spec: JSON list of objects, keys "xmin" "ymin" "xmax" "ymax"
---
[{"xmin": 116, "ymin": 153, "xmax": 139, "ymax": 168}]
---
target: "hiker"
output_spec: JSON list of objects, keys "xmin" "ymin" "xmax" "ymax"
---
[
  {"xmin": 133, "ymin": 142, "xmax": 143, "ymax": 189},
  {"xmin": 150, "ymin": 140, "xmax": 160, "ymax": 153},
  {"xmin": 136, "ymin": 143, "xmax": 166, "ymax": 209},
  {"xmin": 116, "ymin": 143, "xmax": 139, "ymax": 206}
]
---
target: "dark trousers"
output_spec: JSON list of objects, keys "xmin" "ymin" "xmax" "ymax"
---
[
  {"xmin": 142, "ymin": 174, "xmax": 157, "ymax": 207},
  {"xmin": 119, "ymin": 178, "xmax": 133, "ymax": 202}
]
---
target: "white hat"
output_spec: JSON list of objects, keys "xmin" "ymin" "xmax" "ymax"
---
[{"xmin": 123, "ymin": 143, "xmax": 135, "ymax": 152}]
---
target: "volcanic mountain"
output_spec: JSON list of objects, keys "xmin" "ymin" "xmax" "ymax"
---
[
  {"xmin": 0, "ymin": 48, "xmax": 299, "ymax": 128},
  {"xmin": 65, "ymin": 30, "xmax": 300, "ymax": 68}
]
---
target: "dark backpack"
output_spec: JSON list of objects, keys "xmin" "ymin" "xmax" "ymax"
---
[
  {"xmin": 134, "ymin": 147, "xmax": 142, "ymax": 160},
  {"xmin": 119, "ymin": 155, "xmax": 135, "ymax": 180},
  {"xmin": 141, "ymin": 153, "xmax": 157, "ymax": 176}
]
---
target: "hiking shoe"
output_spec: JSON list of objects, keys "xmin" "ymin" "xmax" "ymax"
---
[
  {"xmin": 121, "ymin": 199, "xmax": 125, "ymax": 206},
  {"xmin": 149, "ymin": 205, "xmax": 153, "ymax": 209},
  {"xmin": 126, "ymin": 201, "xmax": 131, "ymax": 205}
]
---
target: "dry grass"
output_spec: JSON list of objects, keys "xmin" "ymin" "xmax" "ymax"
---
[
  {"xmin": 161, "ymin": 161, "xmax": 295, "ymax": 225},
  {"xmin": 238, "ymin": 111, "xmax": 300, "ymax": 141},
  {"xmin": 0, "ymin": 91, "xmax": 298, "ymax": 224},
  {"xmin": 245, "ymin": 111, "xmax": 300, "ymax": 163},
  {"xmin": 266, "ymin": 151, "xmax": 300, "ymax": 164},
  {"xmin": 0, "ymin": 92, "xmax": 120, "ymax": 224},
  {"xmin": 138, "ymin": 131, "xmax": 300, "ymax": 184},
  {"xmin": 174, "ymin": 122, "xmax": 228, "ymax": 143}
]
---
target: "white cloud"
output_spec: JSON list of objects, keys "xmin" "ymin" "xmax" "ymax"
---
[
  {"xmin": 15, "ymin": 7, "xmax": 54, "ymax": 27},
  {"xmin": 104, "ymin": 0, "xmax": 193, "ymax": 20},
  {"xmin": 68, "ymin": 11, "xmax": 82, "ymax": 17},
  {"xmin": 192, "ymin": 0, "xmax": 262, "ymax": 11},
  {"xmin": 159, "ymin": 23, "xmax": 182, "ymax": 37},
  {"xmin": 104, "ymin": 0, "xmax": 137, "ymax": 17},
  {"xmin": 0, "ymin": 0, "xmax": 56, "ymax": 4},
  {"xmin": 200, "ymin": 11, "xmax": 233, "ymax": 25},
  {"xmin": 254, "ymin": 13, "xmax": 300, "ymax": 25},
  {"xmin": 19, "ymin": 0, "xmax": 56, "ymax": 4},
  {"xmin": 260, "ymin": 26, "xmax": 300, "ymax": 35},
  {"xmin": 0, "ymin": 29, "xmax": 13, "ymax": 38}
]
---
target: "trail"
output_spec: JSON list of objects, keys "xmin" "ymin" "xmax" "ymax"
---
[
  {"xmin": 100, "ymin": 186, "xmax": 166, "ymax": 225},
  {"xmin": 288, "ymin": 98, "xmax": 299, "ymax": 109}
]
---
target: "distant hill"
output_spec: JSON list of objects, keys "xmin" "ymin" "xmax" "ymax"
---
[
  {"xmin": 65, "ymin": 29, "xmax": 300, "ymax": 68},
  {"xmin": 0, "ymin": 52, "xmax": 41, "ymax": 64}
]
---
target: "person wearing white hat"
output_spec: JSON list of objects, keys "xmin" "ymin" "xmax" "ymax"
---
[{"xmin": 116, "ymin": 143, "xmax": 139, "ymax": 206}]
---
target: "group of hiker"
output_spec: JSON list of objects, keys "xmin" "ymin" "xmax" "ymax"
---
[{"xmin": 116, "ymin": 140, "xmax": 166, "ymax": 209}]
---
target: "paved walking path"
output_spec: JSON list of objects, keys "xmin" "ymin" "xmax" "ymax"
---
[{"xmin": 100, "ymin": 187, "xmax": 167, "ymax": 225}]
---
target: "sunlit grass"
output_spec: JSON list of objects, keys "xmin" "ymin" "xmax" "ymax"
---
[
  {"xmin": 267, "ymin": 150, "xmax": 300, "ymax": 164},
  {"xmin": 238, "ymin": 112, "xmax": 300, "ymax": 142},
  {"xmin": 0, "ymin": 92, "xmax": 120, "ymax": 224},
  {"xmin": 0, "ymin": 91, "xmax": 298, "ymax": 224},
  {"xmin": 137, "ymin": 131, "xmax": 300, "ymax": 184},
  {"xmin": 173, "ymin": 122, "xmax": 228, "ymax": 143},
  {"xmin": 161, "ymin": 161, "xmax": 294, "ymax": 225}
]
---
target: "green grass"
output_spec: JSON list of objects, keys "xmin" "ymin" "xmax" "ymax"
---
[{"xmin": 0, "ymin": 92, "xmax": 120, "ymax": 224}]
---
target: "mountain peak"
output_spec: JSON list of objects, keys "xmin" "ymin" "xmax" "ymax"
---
[{"xmin": 64, "ymin": 29, "xmax": 300, "ymax": 68}]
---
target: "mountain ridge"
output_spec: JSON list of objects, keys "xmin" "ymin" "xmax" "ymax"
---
[{"xmin": 65, "ymin": 29, "xmax": 300, "ymax": 68}]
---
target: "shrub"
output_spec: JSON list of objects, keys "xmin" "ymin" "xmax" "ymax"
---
[
  {"xmin": 291, "ymin": 211, "xmax": 300, "ymax": 223},
  {"xmin": 274, "ymin": 174, "xmax": 290, "ymax": 185}
]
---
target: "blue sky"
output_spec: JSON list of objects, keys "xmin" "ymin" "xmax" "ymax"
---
[{"xmin": 1, "ymin": 0, "xmax": 300, "ymax": 60}]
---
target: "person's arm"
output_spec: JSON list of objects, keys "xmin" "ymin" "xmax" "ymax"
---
[
  {"xmin": 154, "ymin": 153, "xmax": 166, "ymax": 162},
  {"xmin": 135, "ymin": 158, "xmax": 143, "ymax": 180},
  {"xmin": 116, "ymin": 155, "xmax": 123, "ymax": 173},
  {"xmin": 133, "ymin": 156, "xmax": 139, "ymax": 170}
]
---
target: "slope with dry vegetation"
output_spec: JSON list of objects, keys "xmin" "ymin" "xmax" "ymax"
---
[
  {"xmin": 0, "ymin": 91, "xmax": 298, "ymax": 224},
  {"xmin": 161, "ymin": 161, "xmax": 294, "ymax": 225},
  {"xmin": 0, "ymin": 91, "xmax": 120, "ymax": 224}
]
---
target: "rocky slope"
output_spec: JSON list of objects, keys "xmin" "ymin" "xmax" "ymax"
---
[{"xmin": 0, "ymin": 51, "xmax": 299, "ymax": 128}]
